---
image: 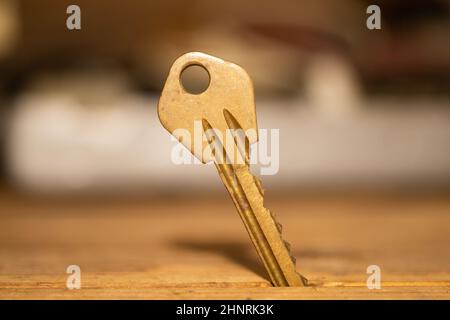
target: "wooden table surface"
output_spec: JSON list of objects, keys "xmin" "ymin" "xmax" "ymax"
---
[{"xmin": 0, "ymin": 192, "xmax": 449, "ymax": 299}]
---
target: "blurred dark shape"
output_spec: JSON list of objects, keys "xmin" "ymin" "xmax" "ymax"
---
[
  {"xmin": 0, "ymin": 0, "xmax": 449, "ymax": 95},
  {"xmin": 378, "ymin": 0, "xmax": 449, "ymax": 28},
  {"xmin": 244, "ymin": 24, "xmax": 350, "ymax": 54}
]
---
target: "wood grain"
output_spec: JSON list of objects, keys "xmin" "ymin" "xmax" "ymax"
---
[{"xmin": 0, "ymin": 193, "xmax": 449, "ymax": 299}]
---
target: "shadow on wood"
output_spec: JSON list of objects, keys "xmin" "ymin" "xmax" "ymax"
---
[{"xmin": 171, "ymin": 239, "xmax": 269, "ymax": 280}]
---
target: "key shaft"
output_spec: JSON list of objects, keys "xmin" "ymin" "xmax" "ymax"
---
[{"xmin": 203, "ymin": 119, "xmax": 306, "ymax": 286}]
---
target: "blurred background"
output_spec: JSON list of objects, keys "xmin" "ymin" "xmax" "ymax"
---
[{"xmin": 0, "ymin": 0, "xmax": 449, "ymax": 197}]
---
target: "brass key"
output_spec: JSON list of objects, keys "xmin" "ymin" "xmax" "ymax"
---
[{"xmin": 158, "ymin": 52, "xmax": 307, "ymax": 286}]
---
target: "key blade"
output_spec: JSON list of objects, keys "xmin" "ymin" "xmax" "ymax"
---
[
  {"xmin": 216, "ymin": 160, "xmax": 307, "ymax": 287},
  {"xmin": 203, "ymin": 119, "xmax": 307, "ymax": 287},
  {"xmin": 158, "ymin": 52, "xmax": 258, "ymax": 163}
]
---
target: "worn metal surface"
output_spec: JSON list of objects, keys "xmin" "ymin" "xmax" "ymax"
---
[{"xmin": 158, "ymin": 52, "xmax": 306, "ymax": 286}]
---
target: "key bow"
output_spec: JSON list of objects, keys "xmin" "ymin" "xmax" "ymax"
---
[{"xmin": 158, "ymin": 52, "xmax": 258, "ymax": 163}]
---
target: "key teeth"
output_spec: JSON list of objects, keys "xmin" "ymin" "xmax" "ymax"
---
[
  {"xmin": 275, "ymin": 221, "xmax": 283, "ymax": 234},
  {"xmin": 290, "ymin": 255, "xmax": 296, "ymax": 265},
  {"xmin": 253, "ymin": 175, "xmax": 264, "ymax": 196},
  {"xmin": 284, "ymin": 240, "xmax": 291, "ymax": 252},
  {"xmin": 283, "ymin": 240, "xmax": 298, "ymax": 266},
  {"xmin": 239, "ymin": 147, "xmax": 307, "ymax": 287},
  {"xmin": 298, "ymin": 273, "xmax": 309, "ymax": 286},
  {"xmin": 269, "ymin": 210, "xmax": 283, "ymax": 234}
]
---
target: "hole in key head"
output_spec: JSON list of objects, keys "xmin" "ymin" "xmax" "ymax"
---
[{"xmin": 180, "ymin": 64, "xmax": 210, "ymax": 94}]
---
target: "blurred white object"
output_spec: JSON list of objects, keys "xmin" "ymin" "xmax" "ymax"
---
[
  {"xmin": 6, "ymin": 72, "xmax": 450, "ymax": 193},
  {"xmin": 7, "ymin": 72, "xmax": 218, "ymax": 193},
  {"xmin": 304, "ymin": 54, "xmax": 362, "ymax": 117}
]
